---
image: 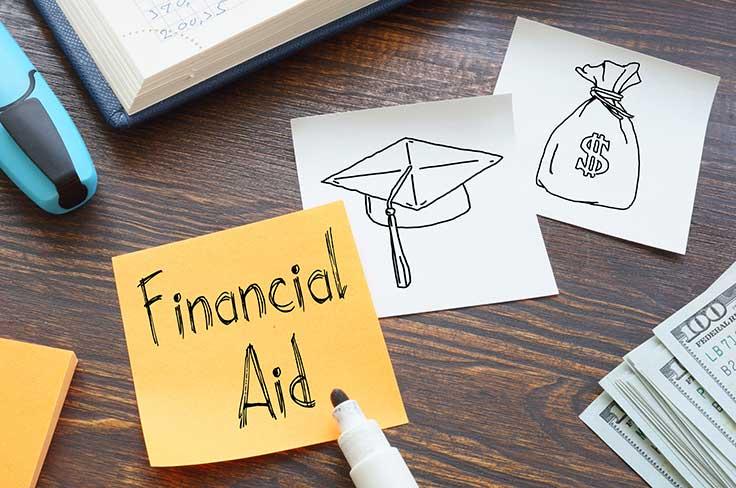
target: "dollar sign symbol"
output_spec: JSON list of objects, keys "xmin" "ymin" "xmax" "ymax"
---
[{"xmin": 576, "ymin": 132, "xmax": 610, "ymax": 178}]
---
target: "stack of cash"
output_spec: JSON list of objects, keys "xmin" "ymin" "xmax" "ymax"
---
[{"xmin": 581, "ymin": 263, "xmax": 736, "ymax": 488}]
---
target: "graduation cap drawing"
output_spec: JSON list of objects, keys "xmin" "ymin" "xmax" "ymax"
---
[{"xmin": 322, "ymin": 137, "xmax": 503, "ymax": 289}]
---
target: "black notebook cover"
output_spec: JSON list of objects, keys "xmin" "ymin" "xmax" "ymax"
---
[{"xmin": 32, "ymin": 0, "xmax": 412, "ymax": 129}]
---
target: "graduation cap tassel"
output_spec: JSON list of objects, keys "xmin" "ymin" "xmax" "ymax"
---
[
  {"xmin": 387, "ymin": 206, "xmax": 411, "ymax": 288},
  {"xmin": 386, "ymin": 166, "xmax": 413, "ymax": 288}
]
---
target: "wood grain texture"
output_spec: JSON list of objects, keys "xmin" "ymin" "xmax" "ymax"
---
[{"xmin": 0, "ymin": 0, "xmax": 734, "ymax": 486}]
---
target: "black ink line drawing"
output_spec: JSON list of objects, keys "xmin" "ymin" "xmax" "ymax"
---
[
  {"xmin": 322, "ymin": 137, "xmax": 503, "ymax": 289},
  {"xmin": 238, "ymin": 333, "xmax": 315, "ymax": 428},
  {"xmin": 537, "ymin": 60, "xmax": 642, "ymax": 210}
]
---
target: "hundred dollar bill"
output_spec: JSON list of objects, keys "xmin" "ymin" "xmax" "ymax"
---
[
  {"xmin": 601, "ymin": 364, "xmax": 715, "ymax": 487},
  {"xmin": 580, "ymin": 392, "xmax": 690, "ymax": 488},
  {"xmin": 620, "ymin": 366, "xmax": 736, "ymax": 487},
  {"xmin": 626, "ymin": 337, "xmax": 736, "ymax": 464},
  {"xmin": 654, "ymin": 262, "xmax": 736, "ymax": 422}
]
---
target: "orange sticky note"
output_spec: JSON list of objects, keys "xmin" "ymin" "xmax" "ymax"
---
[
  {"xmin": 112, "ymin": 202, "xmax": 407, "ymax": 466},
  {"xmin": 0, "ymin": 338, "xmax": 77, "ymax": 488}
]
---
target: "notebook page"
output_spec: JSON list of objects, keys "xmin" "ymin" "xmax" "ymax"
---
[{"xmin": 90, "ymin": 0, "xmax": 309, "ymax": 77}]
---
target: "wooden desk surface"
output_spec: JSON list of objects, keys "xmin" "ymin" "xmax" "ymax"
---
[{"xmin": 0, "ymin": 1, "xmax": 733, "ymax": 486}]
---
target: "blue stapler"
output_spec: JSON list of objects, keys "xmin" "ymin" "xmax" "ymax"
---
[{"xmin": 0, "ymin": 21, "xmax": 96, "ymax": 214}]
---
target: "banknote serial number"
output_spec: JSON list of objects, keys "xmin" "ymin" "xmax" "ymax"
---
[{"xmin": 704, "ymin": 333, "xmax": 736, "ymax": 358}]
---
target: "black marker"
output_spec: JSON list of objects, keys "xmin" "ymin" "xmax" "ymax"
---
[{"xmin": 331, "ymin": 389, "xmax": 417, "ymax": 488}]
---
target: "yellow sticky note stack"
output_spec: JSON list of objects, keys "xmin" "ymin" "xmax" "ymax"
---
[
  {"xmin": 0, "ymin": 338, "xmax": 77, "ymax": 488},
  {"xmin": 112, "ymin": 202, "xmax": 407, "ymax": 466}
]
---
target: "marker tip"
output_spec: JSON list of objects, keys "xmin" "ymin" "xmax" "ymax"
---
[{"xmin": 331, "ymin": 388, "xmax": 349, "ymax": 407}]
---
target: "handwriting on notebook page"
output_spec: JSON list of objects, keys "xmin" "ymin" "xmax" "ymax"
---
[{"xmin": 133, "ymin": 0, "xmax": 246, "ymax": 41}]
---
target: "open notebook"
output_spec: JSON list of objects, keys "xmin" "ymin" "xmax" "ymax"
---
[
  {"xmin": 47, "ymin": 0, "xmax": 405, "ymax": 124},
  {"xmin": 0, "ymin": 338, "xmax": 77, "ymax": 488}
]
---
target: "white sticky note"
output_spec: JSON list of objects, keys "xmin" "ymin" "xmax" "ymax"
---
[
  {"xmin": 292, "ymin": 94, "xmax": 558, "ymax": 318},
  {"xmin": 495, "ymin": 18, "xmax": 719, "ymax": 254}
]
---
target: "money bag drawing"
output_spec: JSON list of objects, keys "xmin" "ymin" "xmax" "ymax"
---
[
  {"xmin": 537, "ymin": 60, "xmax": 642, "ymax": 210},
  {"xmin": 322, "ymin": 137, "xmax": 503, "ymax": 289}
]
